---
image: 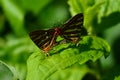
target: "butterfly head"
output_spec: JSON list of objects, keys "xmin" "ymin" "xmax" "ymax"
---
[{"xmin": 54, "ymin": 28, "xmax": 62, "ymax": 36}]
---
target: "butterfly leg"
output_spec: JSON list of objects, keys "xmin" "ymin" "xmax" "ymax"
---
[{"xmin": 45, "ymin": 52, "xmax": 50, "ymax": 57}]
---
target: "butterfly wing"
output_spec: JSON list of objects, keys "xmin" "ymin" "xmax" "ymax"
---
[
  {"xmin": 61, "ymin": 13, "xmax": 84, "ymax": 43},
  {"xmin": 29, "ymin": 29, "xmax": 57, "ymax": 52},
  {"xmin": 29, "ymin": 13, "xmax": 83, "ymax": 52}
]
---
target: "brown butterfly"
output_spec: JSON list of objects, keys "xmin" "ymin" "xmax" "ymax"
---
[{"xmin": 29, "ymin": 13, "xmax": 84, "ymax": 54}]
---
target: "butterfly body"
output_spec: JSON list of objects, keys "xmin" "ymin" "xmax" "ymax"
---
[
  {"xmin": 42, "ymin": 28, "xmax": 62, "ymax": 52},
  {"xmin": 29, "ymin": 13, "xmax": 83, "ymax": 53}
]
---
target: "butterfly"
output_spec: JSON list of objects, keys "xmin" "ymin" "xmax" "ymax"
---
[{"xmin": 29, "ymin": 13, "xmax": 84, "ymax": 54}]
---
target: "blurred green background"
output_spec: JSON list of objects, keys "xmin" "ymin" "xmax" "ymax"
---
[{"xmin": 0, "ymin": 0, "xmax": 120, "ymax": 80}]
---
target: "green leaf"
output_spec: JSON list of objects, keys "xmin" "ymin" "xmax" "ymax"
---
[
  {"xmin": 114, "ymin": 76, "xmax": 120, "ymax": 80},
  {"xmin": 68, "ymin": 0, "xmax": 105, "ymax": 34},
  {"xmin": 68, "ymin": 0, "xmax": 95, "ymax": 15},
  {"xmin": 1, "ymin": 0, "xmax": 25, "ymax": 36},
  {"xmin": 1, "ymin": 35, "xmax": 36, "ymax": 64},
  {"xmin": 0, "ymin": 61, "xmax": 14, "ymax": 80},
  {"xmin": 99, "ymin": 0, "xmax": 120, "ymax": 17},
  {"xmin": 38, "ymin": 2, "xmax": 69, "ymax": 29},
  {"xmin": 21, "ymin": 0, "xmax": 53, "ymax": 14},
  {"xmin": 102, "ymin": 65, "xmax": 120, "ymax": 80},
  {"xmin": 95, "ymin": 0, "xmax": 120, "ymax": 34},
  {"xmin": 48, "ymin": 64, "xmax": 100, "ymax": 80},
  {"xmin": 26, "ymin": 36, "xmax": 110, "ymax": 80},
  {"xmin": 0, "ymin": 35, "xmax": 37, "ymax": 80},
  {"xmin": 68, "ymin": 0, "xmax": 120, "ymax": 34},
  {"xmin": 84, "ymin": 1, "xmax": 104, "ymax": 34}
]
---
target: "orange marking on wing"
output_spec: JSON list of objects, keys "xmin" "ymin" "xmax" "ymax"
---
[{"xmin": 42, "ymin": 32, "xmax": 57, "ymax": 52}]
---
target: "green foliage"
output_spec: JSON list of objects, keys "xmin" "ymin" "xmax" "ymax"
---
[
  {"xmin": 114, "ymin": 76, "xmax": 120, "ymax": 80},
  {"xmin": 26, "ymin": 36, "xmax": 110, "ymax": 80},
  {"xmin": 48, "ymin": 64, "xmax": 100, "ymax": 80},
  {"xmin": 20, "ymin": 0, "xmax": 53, "ymax": 14},
  {"xmin": 1, "ymin": 0, "xmax": 25, "ymax": 36},
  {"xmin": 38, "ymin": 1, "xmax": 69, "ymax": 28},
  {"xmin": 0, "ymin": 35, "xmax": 33, "ymax": 62},
  {"xmin": 0, "ymin": 34, "xmax": 36, "ymax": 80},
  {"xmin": 68, "ymin": 0, "xmax": 120, "ymax": 34},
  {"xmin": 0, "ymin": 0, "xmax": 120, "ymax": 80},
  {"xmin": 102, "ymin": 65, "xmax": 120, "ymax": 80},
  {"xmin": 0, "ymin": 61, "xmax": 14, "ymax": 80}
]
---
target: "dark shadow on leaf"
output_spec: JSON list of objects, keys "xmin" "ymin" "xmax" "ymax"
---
[
  {"xmin": 49, "ymin": 36, "xmax": 108, "ymax": 60},
  {"xmin": 94, "ymin": 12, "xmax": 120, "ymax": 33},
  {"xmin": 50, "ymin": 37, "xmax": 94, "ymax": 55},
  {"xmin": 112, "ymin": 36, "xmax": 120, "ymax": 64},
  {"xmin": 82, "ymin": 73, "xmax": 98, "ymax": 80}
]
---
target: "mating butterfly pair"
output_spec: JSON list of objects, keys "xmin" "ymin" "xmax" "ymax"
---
[{"xmin": 29, "ymin": 13, "xmax": 84, "ymax": 54}]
